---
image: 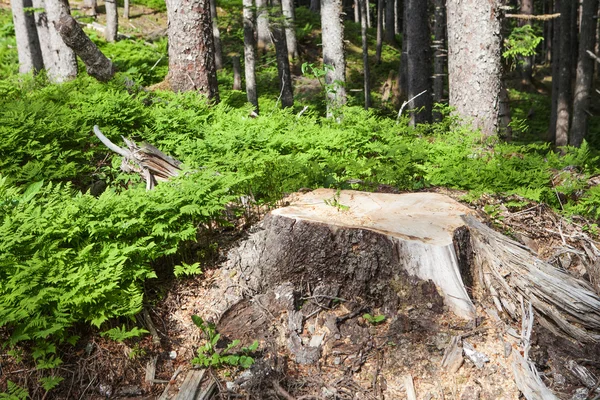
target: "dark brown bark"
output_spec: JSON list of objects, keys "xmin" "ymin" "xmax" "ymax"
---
[
  {"xmin": 165, "ymin": 0, "xmax": 219, "ymax": 100},
  {"xmin": 210, "ymin": 0, "xmax": 223, "ymax": 70},
  {"xmin": 360, "ymin": 0, "xmax": 371, "ymax": 109},
  {"xmin": 321, "ymin": 0, "xmax": 347, "ymax": 116},
  {"xmin": 570, "ymin": 0, "xmax": 599, "ymax": 147},
  {"xmin": 271, "ymin": 0, "xmax": 294, "ymax": 108},
  {"xmin": 432, "ymin": 0, "xmax": 446, "ymax": 108},
  {"xmin": 446, "ymin": 0, "xmax": 504, "ymax": 136},
  {"xmin": 11, "ymin": 0, "xmax": 44, "ymax": 74},
  {"xmin": 555, "ymin": 0, "xmax": 573, "ymax": 146},
  {"xmin": 243, "ymin": 0, "xmax": 259, "ymax": 112},
  {"xmin": 405, "ymin": 0, "xmax": 431, "ymax": 125},
  {"xmin": 55, "ymin": 14, "xmax": 115, "ymax": 81},
  {"xmin": 375, "ymin": 0, "xmax": 383, "ymax": 63},
  {"xmin": 232, "ymin": 55, "xmax": 242, "ymax": 90},
  {"xmin": 384, "ymin": 0, "xmax": 394, "ymax": 43},
  {"xmin": 105, "ymin": 0, "xmax": 118, "ymax": 42}
]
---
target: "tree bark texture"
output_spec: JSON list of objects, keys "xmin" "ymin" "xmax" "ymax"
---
[
  {"xmin": 432, "ymin": 0, "xmax": 446, "ymax": 113},
  {"xmin": 105, "ymin": 0, "xmax": 118, "ymax": 42},
  {"xmin": 124, "ymin": 0, "xmax": 130, "ymax": 19},
  {"xmin": 396, "ymin": 3, "xmax": 406, "ymax": 102},
  {"xmin": 32, "ymin": 0, "xmax": 78, "ymax": 83},
  {"xmin": 353, "ymin": 0, "xmax": 359, "ymax": 23},
  {"xmin": 165, "ymin": 0, "xmax": 220, "ymax": 100},
  {"xmin": 446, "ymin": 0, "xmax": 504, "ymax": 136},
  {"xmin": 549, "ymin": 0, "xmax": 561, "ymax": 142},
  {"xmin": 360, "ymin": 0, "xmax": 370, "ymax": 109},
  {"xmin": 405, "ymin": 0, "xmax": 432, "ymax": 125},
  {"xmin": 518, "ymin": 0, "xmax": 534, "ymax": 84},
  {"xmin": 55, "ymin": 14, "xmax": 116, "ymax": 81},
  {"xmin": 570, "ymin": 0, "xmax": 599, "ymax": 147},
  {"xmin": 310, "ymin": 0, "xmax": 320, "ymax": 13},
  {"xmin": 384, "ymin": 0, "xmax": 394, "ymax": 43},
  {"xmin": 282, "ymin": 0, "xmax": 299, "ymax": 59},
  {"xmin": 375, "ymin": 0, "xmax": 383, "ymax": 63},
  {"xmin": 83, "ymin": 0, "xmax": 97, "ymax": 17},
  {"xmin": 243, "ymin": 0, "xmax": 259, "ymax": 112},
  {"xmin": 256, "ymin": 0, "xmax": 271, "ymax": 51},
  {"xmin": 209, "ymin": 0, "xmax": 223, "ymax": 69},
  {"xmin": 11, "ymin": 0, "xmax": 44, "ymax": 74},
  {"xmin": 270, "ymin": 0, "xmax": 294, "ymax": 108},
  {"xmin": 321, "ymin": 0, "xmax": 347, "ymax": 116},
  {"xmin": 555, "ymin": 0, "xmax": 573, "ymax": 146},
  {"xmin": 232, "ymin": 55, "xmax": 242, "ymax": 90}
]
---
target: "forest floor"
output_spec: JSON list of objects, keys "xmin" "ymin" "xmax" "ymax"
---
[{"xmin": 1, "ymin": 1, "xmax": 600, "ymax": 398}]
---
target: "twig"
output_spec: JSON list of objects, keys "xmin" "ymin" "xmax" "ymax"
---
[
  {"xmin": 150, "ymin": 55, "xmax": 164, "ymax": 71},
  {"xmin": 272, "ymin": 380, "xmax": 296, "ymax": 400},
  {"xmin": 587, "ymin": 50, "xmax": 600, "ymax": 65},
  {"xmin": 297, "ymin": 106, "xmax": 309, "ymax": 118},
  {"xmin": 93, "ymin": 126, "xmax": 129, "ymax": 157},
  {"xmin": 404, "ymin": 374, "xmax": 417, "ymax": 400},
  {"xmin": 78, "ymin": 375, "xmax": 96, "ymax": 400},
  {"xmin": 142, "ymin": 308, "xmax": 161, "ymax": 345},
  {"xmin": 396, "ymin": 90, "xmax": 427, "ymax": 123},
  {"xmin": 505, "ymin": 13, "xmax": 560, "ymax": 20}
]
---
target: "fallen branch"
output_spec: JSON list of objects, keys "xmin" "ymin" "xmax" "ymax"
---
[
  {"xmin": 505, "ymin": 13, "xmax": 561, "ymax": 20},
  {"xmin": 587, "ymin": 50, "xmax": 600, "ymax": 64},
  {"xmin": 396, "ymin": 90, "xmax": 427, "ymax": 123}
]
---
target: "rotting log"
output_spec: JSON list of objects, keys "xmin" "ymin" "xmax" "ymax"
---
[
  {"xmin": 55, "ymin": 15, "xmax": 115, "ymax": 82},
  {"xmin": 93, "ymin": 125, "xmax": 182, "ymax": 190},
  {"xmin": 209, "ymin": 189, "xmax": 600, "ymax": 344}
]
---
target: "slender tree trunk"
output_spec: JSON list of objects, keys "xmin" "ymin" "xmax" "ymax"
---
[
  {"xmin": 519, "ymin": 0, "xmax": 534, "ymax": 84},
  {"xmin": 549, "ymin": 0, "xmax": 560, "ymax": 142},
  {"xmin": 405, "ymin": 0, "xmax": 431, "ymax": 125},
  {"xmin": 210, "ymin": 0, "xmax": 223, "ymax": 69},
  {"xmin": 232, "ymin": 55, "xmax": 242, "ymax": 90},
  {"xmin": 84, "ymin": 0, "xmax": 97, "ymax": 17},
  {"xmin": 105, "ymin": 0, "xmax": 118, "ymax": 42},
  {"xmin": 256, "ymin": 0, "xmax": 272, "ymax": 51},
  {"xmin": 595, "ymin": 5, "xmax": 600, "ymax": 80},
  {"xmin": 282, "ymin": 0, "xmax": 299, "ymax": 59},
  {"xmin": 366, "ymin": 0, "xmax": 370, "ymax": 27},
  {"xmin": 375, "ymin": 0, "xmax": 383, "ymax": 63},
  {"xmin": 394, "ymin": 0, "xmax": 400, "ymax": 35},
  {"xmin": 270, "ymin": 0, "xmax": 294, "ymax": 107},
  {"xmin": 555, "ymin": 0, "xmax": 573, "ymax": 146},
  {"xmin": 11, "ymin": 0, "xmax": 44, "ymax": 74},
  {"xmin": 321, "ymin": 0, "xmax": 347, "ymax": 116},
  {"xmin": 243, "ymin": 0, "xmax": 259, "ymax": 112},
  {"xmin": 397, "ymin": 1, "xmax": 407, "ymax": 102},
  {"xmin": 570, "ymin": 0, "xmax": 599, "ymax": 147},
  {"xmin": 124, "ymin": 0, "xmax": 130, "ymax": 19},
  {"xmin": 310, "ymin": 0, "xmax": 320, "ymax": 13},
  {"xmin": 545, "ymin": 0, "xmax": 552, "ymax": 65},
  {"xmin": 384, "ymin": 0, "xmax": 394, "ymax": 43},
  {"xmin": 446, "ymin": 0, "xmax": 504, "ymax": 136},
  {"xmin": 32, "ymin": 0, "xmax": 77, "ymax": 83},
  {"xmin": 55, "ymin": 14, "xmax": 116, "ymax": 81},
  {"xmin": 432, "ymin": 0, "xmax": 445, "ymax": 107},
  {"xmin": 165, "ymin": 0, "xmax": 220, "ymax": 100},
  {"xmin": 354, "ymin": 0, "xmax": 360, "ymax": 23},
  {"xmin": 360, "ymin": 0, "xmax": 370, "ymax": 109}
]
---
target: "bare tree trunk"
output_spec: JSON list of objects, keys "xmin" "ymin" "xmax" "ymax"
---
[
  {"xmin": 366, "ymin": 0, "xmax": 370, "ymax": 27},
  {"xmin": 354, "ymin": 0, "xmax": 359, "ymax": 23},
  {"xmin": 124, "ymin": 0, "xmax": 130, "ymax": 19},
  {"xmin": 243, "ymin": 0, "xmax": 259, "ymax": 112},
  {"xmin": 310, "ymin": 0, "xmax": 320, "ymax": 13},
  {"xmin": 545, "ymin": 0, "xmax": 552, "ymax": 65},
  {"xmin": 555, "ymin": 0, "xmax": 573, "ymax": 146},
  {"xmin": 232, "ymin": 55, "xmax": 242, "ymax": 90},
  {"xmin": 83, "ymin": 0, "xmax": 97, "ymax": 17},
  {"xmin": 11, "ymin": 0, "xmax": 44, "ymax": 74},
  {"xmin": 446, "ymin": 0, "xmax": 504, "ymax": 136},
  {"xmin": 360, "ymin": 0, "xmax": 370, "ymax": 109},
  {"xmin": 55, "ymin": 14, "xmax": 116, "ymax": 81},
  {"xmin": 256, "ymin": 0, "xmax": 272, "ymax": 52},
  {"xmin": 321, "ymin": 0, "xmax": 347, "ymax": 117},
  {"xmin": 396, "ymin": 1, "xmax": 407, "ymax": 102},
  {"xmin": 405, "ymin": 0, "xmax": 431, "ymax": 125},
  {"xmin": 210, "ymin": 0, "xmax": 223, "ymax": 69},
  {"xmin": 105, "ymin": 0, "xmax": 118, "ymax": 42},
  {"xmin": 549, "ymin": 0, "xmax": 560, "ymax": 142},
  {"xmin": 519, "ymin": 0, "xmax": 534, "ymax": 84},
  {"xmin": 595, "ymin": 5, "xmax": 600, "ymax": 80},
  {"xmin": 375, "ymin": 0, "xmax": 383, "ymax": 64},
  {"xmin": 432, "ymin": 0, "xmax": 445, "ymax": 108},
  {"xmin": 32, "ymin": 0, "xmax": 78, "ymax": 83},
  {"xmin": 384, "ymin": 0, "xmax": 394, "ymax": 43},
  {"xmin": 166, "ymin": 0, "xmax": 220, "ymax": 100},
  {"xmin": 570, "ymin": 0, "xmax": 599, "ymax": 147},
  {"xmin": 394, "ymin": 0, "xmax": 400, "ymax": 35},
  {"xmin": 270, "ymin": 0, "xmax": 294, "ymax": 107},
  {"xmin": 281, "ymin": 0, "xmax": 299, "ymax": 59}
]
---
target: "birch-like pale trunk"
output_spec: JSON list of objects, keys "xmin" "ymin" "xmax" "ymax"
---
[
  {"xmin": 243, "ymin": 0, "xmax": 259, "ymax": 112},
  {"xmin": 11, "ymin": 0, "xmax": 44, "ymax": 74},
  {"xmin": 321, "ymin": 0, "xmax": 346, "ymax": 117}
]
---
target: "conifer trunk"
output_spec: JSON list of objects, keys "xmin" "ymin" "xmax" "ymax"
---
[
  {"xmin": 570, "ymin": 0, "xmax": 599, "ymax": 147},
  {"xmin": 432, "ymin": 0, "xmax": 446, "ymax": 107},
  {"xmin": 210, "ymin": 0, "xmax": 223, "ymax": 69},
  {"xmin": 446, "ymin": 0, "xmax": 504, "ymax": 136},
  {"xmin": 281, "ymin": 0, "xmax": 299, "ymax": 59},
  {"xmin": 105, "ymin": 0, "xmax": 118, "ymax": 42},
  {"xmin": 165, "ymin": 0, "xmax": 220, "ymax": 100},
  {"xmin": 384, "ymin": 0, "xmax": 394, "ymax": 43},
  {"xmin": 11, "ymin": 0, "xmax": 44, "ymax": 74},
  {"xmin": 405, "ymin": 0, "xmax": 431, "ymax": 125},
  {"xmin": 360, "ymin": 0, "xmax": 370, "ymax": 109},
  {"xmin": 84, "ymin": 0, "xmax": 97, "ymax": 17},
  {"xmin": 256, "ymin": 0, "xmax": 271, "ymax": 51},
  {"xmin": 354, "ymin": 0, "xmax": 359, "ymax": 23},
  {"xmin": 270, "ymin": 0, "xmax": 294, "ymax": 107},
  {"xmin": 243, "ymin": 0, "xmax": 259, "ymax": 112},
  {"xmin": 375, "ymin": 0, "xmax": 383, "ymax": 64},
  {"xmin": 518, "ymin": 0, "xmax": 534, "ymax": 84},
  {"xmin": 310, "ymin": 0, "xmax": 320, "ymax": 13},
  {"xmin": 232, "ymin": 55, "xmax": 242, "ymax": 90},
  {"xmin": 124, "ymin": 0, "xmax": 130, "ymax": 19},
  {"xmin": 555, "ymin": 0, "xmax": 573, "ymax": 146},
  {"xmin": 321, "ymin": 0, "xmax": 347, "ymax": 116},
  {"xmin": 549, "ymin": 0, "xmax": 561, "ymax": 142}
]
